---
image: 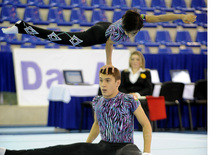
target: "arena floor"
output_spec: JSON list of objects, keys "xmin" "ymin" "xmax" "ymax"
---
[{"xmin": 0, "ymin": 126, "xmax": 207, "ymax": 155}]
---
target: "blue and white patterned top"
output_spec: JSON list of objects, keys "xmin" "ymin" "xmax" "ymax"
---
[
  {"xmin": 105, "ymin": 15, "xmax": 146, "ymax": 43},
  {"xmin": 92, "ymin": 92, "xmax": 140, "ymax": 143},
  {"xmin": 105, "ymin": 19, "xmax": 129, "ymax": 43}
]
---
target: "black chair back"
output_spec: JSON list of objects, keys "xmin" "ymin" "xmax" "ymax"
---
[
  {"xmin": 160, "ymin": 81, "xmax": 184, "ymax": 101},
  {"xmin": 194, "ymin": 79, "xmax": 207, "ymax": 100}
]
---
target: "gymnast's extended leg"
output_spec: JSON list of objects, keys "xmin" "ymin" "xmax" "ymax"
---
[
  {"xmin": 4, "ymin": 142, "xmax": 103, "ymax": 155},
  {"xmin": 2, "ymin": 20, "xmax": 111, "ymax": 47}
]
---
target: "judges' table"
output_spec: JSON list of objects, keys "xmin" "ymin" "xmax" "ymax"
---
[{"xmin": 48, "ymin": 84, "xmax": 99, "ymax": 130}]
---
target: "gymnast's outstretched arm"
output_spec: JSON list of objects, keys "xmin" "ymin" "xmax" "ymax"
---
[
  {"xmin": 145, "ymin": 14, "xmax": 196, "ymax": 23},
  {"xmin": 100, "ymin": 38, "xmax": 115, "ymax": 73},
  {"xmin": 86, "ymin": 113, "xmax": 100, "ymax": 143},
  {"xmin": 134, "ymin": 104, "xmax": 152, "ymax": 154}
]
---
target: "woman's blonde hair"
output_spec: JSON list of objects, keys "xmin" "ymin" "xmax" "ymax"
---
[{"xmin": 129, "ymin": 51, "xmax": 145, "ymax": 69}]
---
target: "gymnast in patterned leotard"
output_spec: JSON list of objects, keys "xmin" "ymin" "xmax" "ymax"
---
[
  {"xmin": 2, "ymin": 67, "xmax": 152, "ymax": 155},
  {"xmin": 1, "ymin": 9, "xmax": 196, "ymax": 70}
]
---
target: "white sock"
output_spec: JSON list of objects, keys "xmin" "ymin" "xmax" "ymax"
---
[
  {"xmin": 0, "ymin": 147, "xmax": 6, "ymax": 155},
  {"xmin": 1, "ymin": 25, "xmax": 18, "ymax": 34},
  {"xmin": 1, "ymin": 20, "xmax": 21, "ymax": 34}
]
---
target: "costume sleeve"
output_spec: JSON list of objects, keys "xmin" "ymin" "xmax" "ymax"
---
[
  {"xmin": 105, "ymin": 23, "xmax": 120, "ymax": 43},
  {"xmin": 105, "ymin": 19, "xmax": 127, "ymax": 43},
  {"xmin": 125, "ymin": 94, "xmax": 140, "ymax": 113},
  {"xmin": 92, "ymin": 95, "xmax": 101, "ymax": 111}
]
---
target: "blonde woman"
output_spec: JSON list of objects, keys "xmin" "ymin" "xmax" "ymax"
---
[{"xmin": 119, "ymin": 51, "xmax": 152, "ymax": 98}]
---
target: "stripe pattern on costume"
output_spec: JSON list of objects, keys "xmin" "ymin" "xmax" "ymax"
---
[{"xmin": 92, "ymin": 92, "xmax": 140, "ymax": 143}]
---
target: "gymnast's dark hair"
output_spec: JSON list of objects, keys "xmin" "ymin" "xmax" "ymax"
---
[{"xmin": 122, "ymin": 9, "xmax": 144, "ymax": 32}]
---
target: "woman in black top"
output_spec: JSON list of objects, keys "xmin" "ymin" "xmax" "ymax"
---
[{"xmin": 119, "ymin": 51, "xmax": 152, "ymax": 98}]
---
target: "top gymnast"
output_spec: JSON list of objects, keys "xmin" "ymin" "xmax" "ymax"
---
[{"xmin": 2, "ymin": 9, "xmax": 196, "ymax": 71}]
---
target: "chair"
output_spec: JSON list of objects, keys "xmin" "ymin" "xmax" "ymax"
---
[
  {"xmin": 175, "ymin": 30, "xmax": 200, "ymax": 47},
  {"xmin": 179, "ymin": 47, "xmax": 193, "ymax": 54},
  {"xmin": 183, "ymin": 79, "xmax": 207, "ymax": 130},
  {"xmin": 0, "ymin": 43, "xmax": 12, "ymax": 52},
  {"xmin": 0, "ymin": 5, "xmax": 10, "ymax": 22},
  {"xmin": 194, "ymin": 12, "xmax": 207, "ymax": 28},
  {"xmin": 151, "ymin": 0, "xmax": 174, "ymax": 11},
  {"xmin": 171, "ymin": 0, "xmax": 195, "ymax": 12},
  {"xmin": 23, "ymin": 7, "xmax": 34, "ymax": 22},
  {"xmin": 45, "ymin": 43, "xmax": 60, "ymax": 48},
  {"xmin": 68, "ymin": 46, "xmax": 82, "ymax": 49},
  {"xmin": 99, "ymin": 0, "xmax": 114, "ymax": 10},
  {"xmin": 2, "ymin": 0, "xmax": 26, "ymax": 7},
  {"xmin": 155, "ymin": 30, "xmax": 180, "ymax": 46},
  {"xmin": 91, "ymin": 10, "xmax": 108, "ymax": 24},
  {"xmin": 171, "ymin": 0, "xmax": 186, "ymax": 9},
  {"xmin": 158, "ymin": 47, "xmax": 172, "ymax": 54},
  {"xmin": 111, "ymin": 0, "xmax": 130, "ymax": 10},
  {"xmin": 79, "ymin": 88, "xmax": 101, "ymax": 131},
  {"xmin": 31, "ymin": 36, "xmax": 48, "ymax": 45},
  {"xmin": 92, "ymin": 45, "xmax": 105, "ymax": 49},
  {"xmin": 70, "ymin": 9, "xmax": 82, "ymax": 24},
  {"xmin": 191, "ymin": 0, "xmax": 206, "ymax": 10},
  {"xmin": 0, "ymin": 5, "xmax": 20, "ymax": 24},
  {"xmin": 201, "ymin": 48, "xmax": 207, "ymax": 54},
  {"xmin": 70, "ymin": 9, "xmax": 92, "ymax": 26},
  {"xmin": 47, "ymin": 8, "xmax": 58, "ymax": 23},
  {"xmin": 196, "ymin": 31, "xmax": 207, "ymax": 46},
  {"xmin": 9, "ymin": 6, "xmax": 20, "ymax": 24},
  {"xmin": 143, "ymin": 46, "xmax": 150, "ymax": 53},
  {"xmin": 0, "ymin": 27, "xmax": 8, "ymax": 42},
  {"xmin": 22, "ymin": 34, "xmax": 34, "ymax": 43},
  {"xmin": 121, "ymin": 38, "xmax": 138, "ymax": 47},
  {"xmin": 90, "ymin": 0, "xmax": 113, "ymax": 10},
  {"xmin": 21, "ymin": 43, "xmax": 36, "ymax": 48},
  {"xmin": 131, "ymin": 0, "xmax": 154, "ymax": 11},
  {"xmin": 136, "ymin": 46, "xmax": 150, "ymax": 53},
  {"xmin": 114, "ymin": 44, "xmax": 127, "ymax": 49},
  {"xmin": 27, "ymin": 0, "xmax": 38, "ymax": 6},
  {"xmin": 70, "ymin": 28, "xmax": 84, "ymax": 32},
  {"xmin": 24, "ymin": 7, "xmax": 49, "ymax": 25},
  {"xmin": 49, "ymin": 0, "xmax": 58, "ymax": 7},
  {"xmin": 56, "ymin": 8, "xmax": 72, "ymax": 26},
  {"xmin": 33, "ymin": 7, "xmax": 49, "ymax": 25},
  {"xmin": 112, "ymin": 10, "xmax": 124, "ymax": 23},
  {"xmin": 27, "ymin": 0, "xmax": 50, "ymax": 8},
  {"xmin": 159, "ymin": 81, "xmax": 184, "ymax": 130},
  {"xmin": 134, "ymin": 30, "xmax": 160, "ymax": 47},
  {"xmin": 70, "ymin": 0, "xmax": 93, "ymax": 10},
  {"xmin": 79, "ymin": 101, "xmax": 94, "ymax": 132},
  {"xmin": 155, "ymin": 30, "xmax": 172, "ymax": 44},
  {"xmin": 7, "ymin": 34, "xmax": 23, "ymax": 44},
  {"xmin": 22, "ymin": 33, "xmax": 46, "ymax": 46}
]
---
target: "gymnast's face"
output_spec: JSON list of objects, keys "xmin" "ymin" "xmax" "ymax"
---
[
  {"xmin": 124, "ymin": 30, "xmax": 139, "ymax": 38},
  {"xmin": 99, "ymin": 73, "xmax": 120, "ymax": 99}
]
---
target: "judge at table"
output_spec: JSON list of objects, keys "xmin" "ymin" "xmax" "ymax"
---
[{"xmin": 119, "ymin": 51, "xmax": 153, "ymax": 98}]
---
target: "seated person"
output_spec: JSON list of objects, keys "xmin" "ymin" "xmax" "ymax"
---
[
  {"xmin": 0, "ymin": 67, "xmax": 152, "ymax": 155},
  {"xmin": 119, "ymin": 51, "xmax": 153, "ymax": 98}
]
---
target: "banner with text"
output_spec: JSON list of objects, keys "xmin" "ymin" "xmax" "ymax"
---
[{"xmin": 13, "ymin": 49, "xmax": 130, "ymax": 106}]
